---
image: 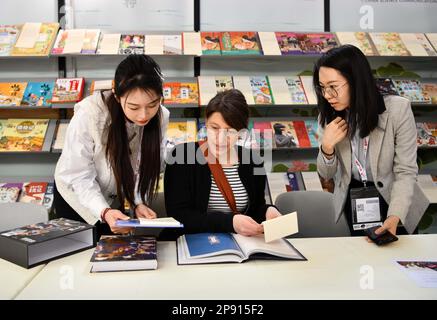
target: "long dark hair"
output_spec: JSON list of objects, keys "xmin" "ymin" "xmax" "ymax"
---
[
  {"xmin": 313, "ymin": 44, "xmax": 385, "ymax": 138},
  {"xmin": 105, "ymin": 55, "xmax": 163, "ymax": 210}
]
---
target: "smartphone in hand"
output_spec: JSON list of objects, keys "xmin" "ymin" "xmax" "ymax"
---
[{"xmin": 364, "ymin": 226, "xmax": 398, "ymax": 246}]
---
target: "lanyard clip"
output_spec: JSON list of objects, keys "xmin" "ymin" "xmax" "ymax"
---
[{"xmin": 363, "ymin": 180, "xmax": 367, "ymax": 188}]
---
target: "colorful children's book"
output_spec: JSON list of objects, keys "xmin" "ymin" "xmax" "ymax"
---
[
  {"xmin": 18, "ymin": 182, "xmax": 49, "ymax": 205},
  {"xmin": 21, "ymin": 81, "xmax": 54, "ymax": 107},
  {"xmin": 369, "ymin": 33, "xmax": 410, "ymax": 56},
  {"xmin": 293, "ymin": 120, "xmax": 311, "ymax": 147},
  {"xmin": 393, "ymin": 79, "xmax": 430, "ymax": 104},
  {"xmin": 271, "ymin": 121, "xmax": 298, "ymax": 148},
  {"xmin": 252, "ymin": 121, "xmax": 273, "ymax": 149},
  {"xmin": 0, "ymin": 25, "xmax": 21, "ymax": 56},
  {"xmin": 215, "ymin": 76, "xmax": 234, "ymax": 92},
  {"xmin": 81, "ymin": 29, "xmax": 101, "ymax": 54},
  {"xmin": 43, "ymin": 182, "xmax": 55, "ymax": 211},
  {"xmin": 275, "ymin": 32, "xmax": 303, "ymax": 55},
  {"xmin": 249, "ymin": 76, "xmax": 273, "ymax": 104},
  {"xmin": 376, "ymin": 78, "xmax": 399, "ymax": 96},
  {"xmin": 220, "ymin": 32, "xmax": 261, "ymax": 55},
  {"xmin": 335, "ymin": 32, "xmax": 378, "ymax": 56},
  {"xmin": 416, "ymin": 122, "xmax": 437, "ymax": 147},
  {"xmin": 285, "ymin": 77, "xmax": 308, "ymax": 104},
  {"xmin": 51, "ymin": 78, "xmax": 85, "ymax": 103},
  {"xmin": 0, "ymin": 182, "xmax": 23, "ymax": 203},
  {"xmin": 298, "ymin": 33, "xmax": 339, "ymax": 55},
  {"xmin": 166, "ymin": 121, "xmax": 197, "ymax": 150},
  {"xmin": 0, "ymin": 119, "xmax": 49, "ymax": 152},
  {"xmin": 399, "ymin": 33, "xmax": 436, "ymax": 57},
  {"xmin": 11, "ymin": 22, "xmax": 59, "ymax": 56},
  {"xmin": 119, "ymin": 34, "xmax": 145, "ymax": 55},
  {"xmin": 0, "ymin": 82, "xmax": 28, "ymax": 106},
  {"xmin": 90, "ymin": 236, "xmax": 157, "ymax": 272},
  {"xmin": 421, "ymin": 82, "xmax": 437, "ymax": 104},
  {"xmin": 0, "ymin": 119, "xmax": 6, "ymax": 137},
  {"xmin": 179, "ymin": 82, "xmax": 199, "ymax": 104},
  {"xmin": 200, "ymin": 32, "xmax": 222, "ymax": 55},
  {"xmin": 305, "ymin": 120, "xmax": 319, "ymax": 148}
]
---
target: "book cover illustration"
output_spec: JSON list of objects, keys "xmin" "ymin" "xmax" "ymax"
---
[
  {"xmin": 197, "ymin": 119, "xmax": 207, "ymax": 142},
  {"xmin": 0, "ymin": 25, "xmax": 21, "ymax": 56},
  {"xmin": 166, "ymin": 121, "xmax": 197, "ymax": 149},
  {"xmin": 0, "ymin": 82, "xmax": 27, "ymax": 106},
  {"xmin": 21, "ymin": 81, "xmax": 54, "ymax": 107},
  {"xmin": 179, "ymin": 82, "xmax": 199, "ymax": 104},
  {"xmin": 51, "ymin": 29, "xmax": 69, "ymax": 54},
  {"xmin": 370, "ymin": 33, "xmax": 410, "ymax": 56},
  {"xmin": 0, "ymin": 119, "xmax": 49, "ymax": 152},
  {"xmin": 285, "ymin": 77, "xmax": 308, "ymax": 104},
  {"xmin": 298, "ymin": 33, "xmax": 339, "ymax": 55},
  {"xmin": 184, "ymin": 233, "xmax": 240, "ymax": 258},
  {"xmin": 293, "ymin": 120, "xmax": 311, "ymax": 147},
  {"xmin": 0, "ymin": 218, "xmax": 89, "ymax": 244},
  {"xmin": 393, "ymin": 79, "xmax": 430, "ymax": 103},
  {"xmin": 163, "ymin": 35, "xmax": 182, "ymax": 55},
  {"xmin": 18, "ymin": 182, "xmax": 48, "ymax": 205},
  {"xmin": 91, "ymin": 235, "xmax": 156, "ymax": 262},
  {"xmin": 119, "ymin": 34, "xmax": 145, "ymax": 55},
  {"xmin": 416, "ymin": 122, "xmax": 437, "ymax": 146},
  {"xmin": 221, "ymin": 32, "xmax": 261, "ymax": 55},
  {"xmin": 285, "ymin": 172, "xmax": 300, "ymax": 191},
  {"xmin": 215, "ymin": 76, "xmax": 234, "ymax": 92},
  {"xmin": 335, "ymin": 32, "xmax": 378, "ymax": 56},
  {"xmin": 249, "ymin": 76, "xmax": 273, "ymax": 104},
  {"xmin": 271, "ymin": 121, "xmax": 298, "ymax": 148},
  {"xmin": 252, "ymin": 121, "xmax": 274, "ymax": 149},
  {"xmin": 376, "ymin": 78, "xmax": 399, "ymax": 96},
  {"xmin": 81, "ymin": 29, "xmax": 101, "ymax": 54},
  {"xmin": 275, "ymin": 32, "xmax": 303, "ymax": 55},
  {"xmin": 200, "ymin": 32, "xmax": 221, "ymax": 55},
  {"xmin": 421, "ymin": 82, "xmax": 437, "ymax": 104},
  {"xmin": 305, "ymin": 120, "xmax": 319, "ymax": 148},
  {"xmin": 0, "ymin": 119, "xmax": 6, "ymax": 137},
  {"xmin": 0, "ymin": 182, "xmax": 23, "ymax": 203},
  {"xmin": 11, "ymin": 23, "xmax": 59, "ymax": 56},
  {"xmin": 43, "ymin": 182, "xmax": 54, "ymax": 210},
  {"xmin": 52, "ymin": 78, "xmax": 84, "ymax": 103}
]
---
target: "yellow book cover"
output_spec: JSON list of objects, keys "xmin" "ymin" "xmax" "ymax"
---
[
  {"xmin": 0, "ymin": 119, "xmax": 49, "ymax": 152},
  {"xmin": 0, "ymin": 82, "xmax": 27, "ymax": 106},
  {"xmin": 179, "ymin": 82, "xmax": 199, "ymax": 104},
  {"xmin": 166, "ymin": 121, "xmax": 197, "ymax": 149},
  {"xmin": 11, "ymin": 22, "xmax": 59, "ymax": 56}
]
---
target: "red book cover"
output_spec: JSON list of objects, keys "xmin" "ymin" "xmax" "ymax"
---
[
  {"xmin": 19, "ymin": 182, "xmax": 48, "ymax": 205},
  {"xmin": 293, "ymin": 120, "xmax": 311, "ymax": 147}
]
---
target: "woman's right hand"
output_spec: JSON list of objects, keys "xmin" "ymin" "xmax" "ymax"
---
[
  {"xmin": 104, "ymin": 209, "xmax": 133, "ymax": 234},
  {"xmin": 321, "ymin": 117, "xmax": 348, "ymax": 154},
  {"xmin": 233, "ymin": 214, "xmax": 263, "ymax": 236}
]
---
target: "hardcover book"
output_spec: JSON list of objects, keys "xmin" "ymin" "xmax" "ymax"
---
[{"xmin": 90, "ymin": 235, "xmax": 157, "ymax": 272}]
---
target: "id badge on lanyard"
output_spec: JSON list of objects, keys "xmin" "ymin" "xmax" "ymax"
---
[{"xmin": 350, "ymin": 137, "xmax": 383, "ymax": 231}]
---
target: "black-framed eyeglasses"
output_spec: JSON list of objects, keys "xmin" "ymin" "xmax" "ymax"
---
[{"xmin": 315, "ymin": 82, "xmax": 348, "ymax": 98}]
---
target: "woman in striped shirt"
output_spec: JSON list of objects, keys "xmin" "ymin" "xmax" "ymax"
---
[{"xmin": 163, "ymin": 89, "xmax": 282, "ymax": 239}]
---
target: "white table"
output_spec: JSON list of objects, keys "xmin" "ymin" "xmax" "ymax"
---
[
  {"xmin": 14, "ymin": 235, "xmax": 437, "ymax": 300},
  {"xmin": 0, "ymin": 259, "xmax": 44, "ymax": 299}
]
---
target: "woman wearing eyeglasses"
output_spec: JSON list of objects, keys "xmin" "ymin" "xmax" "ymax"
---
[
  {"xmin": 163, "ymin": 89, "xmax": 282, "ymax": 239},
  {"xmin": 314, "ymin": 45, "xmax": 428, "ymax": 238}
]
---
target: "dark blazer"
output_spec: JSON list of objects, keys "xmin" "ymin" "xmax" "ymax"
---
[{"xmin": 163, "ymin": 142, "xmax": 274, "ymax": 239}]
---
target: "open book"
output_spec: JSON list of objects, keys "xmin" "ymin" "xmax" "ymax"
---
[
  {"xmin": 177, "ymin": 233, "xmax": 306, "ymax": 265},
  {"xmin": 115, "ymin": 217, "xmax": 183, "ymax": 228}
]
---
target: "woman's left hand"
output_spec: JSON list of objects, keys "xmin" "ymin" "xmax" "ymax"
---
[
  {"xmin": 135, "ymin": 204, "xmax": 157, "ymax": 219},
  {"xmin": 265, "ymin": 206, "xmax": 282, "ymax": 220},
  {"xmin": 366, "ymin": 215, "xmax": 400, "ymax": 243}
]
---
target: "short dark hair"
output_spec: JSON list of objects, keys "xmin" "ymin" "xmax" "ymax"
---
[
  {"xmin": 313, "ymin": 44, "xmax": 385, "ymax": 138},
  {"xmin": 205, "ymin": 89, "xmax": 249, "ymax": 131}
]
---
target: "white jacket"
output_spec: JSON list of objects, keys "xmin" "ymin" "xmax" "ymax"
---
[{"xmin": 55, "ymin": 92, "xmax": 169, "ymax": 225}]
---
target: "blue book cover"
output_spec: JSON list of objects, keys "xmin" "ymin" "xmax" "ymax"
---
[
  {"xmin": 305, "ymin": 120, "xmax": 319, "ymax": 148},
  {"xmin": 286, "ymin": 172, "xmax": 299, "ymax": 191},
  {"xmin": 21, "ymin": 81, "xmax": 54, "ymax": 107},
  {"xmin": 185, "ymin": 233, "xmax": 240, "ymax": 257}
]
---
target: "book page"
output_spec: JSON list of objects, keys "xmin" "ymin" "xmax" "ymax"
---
[
  {"xmin": 183, "ymin": 32, "xmax": 201, "ymax": 56},
  {"xmin": 145, "ymin": 35, "xmax": 164, "ymax": 55},
  {"xmin": 262, "ymin": 212, "xmax": 299, "ymax": 243},
  {"xmin": 268, "ymin": 76, "xmax": 291, "ymax": 105},
  {"xmin": 15, "ymin": 22, "xmax": 41, "ymax": 48},
  {"xmin": 180, "ymin": 234, "xmax": 244, "ymax": 261},
  {"xmin": 97, "ymin": 33, "xmax": 121, "ymax": 54},
  {"xmin": 63, "ymin": 29, "xmax": 86, "ymax": 54},
  {"xmin": 233, "ymin": 233, "xmax": 304, "ymax": 260},
  {"xmin": 258, "ymin": 32, "xmax": 281, "ymax": 56}
]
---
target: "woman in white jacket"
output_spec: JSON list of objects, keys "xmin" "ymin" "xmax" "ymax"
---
[{"xmin": 54, "ymin": 55, "xmax": 169, "ymax": 236}]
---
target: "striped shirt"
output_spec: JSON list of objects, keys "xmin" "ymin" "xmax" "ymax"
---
[{"xmin": 207, "ymin": 164, "xmax": 249, "ymax": 213}]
